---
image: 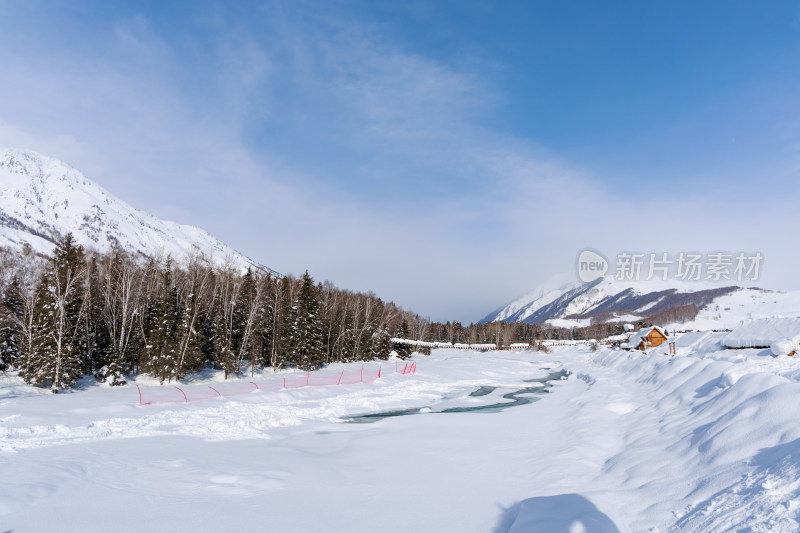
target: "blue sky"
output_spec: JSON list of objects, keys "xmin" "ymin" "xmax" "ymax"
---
[{"xmin": 1, "ymin": 1, "xmax": 799, "ymax": 321}]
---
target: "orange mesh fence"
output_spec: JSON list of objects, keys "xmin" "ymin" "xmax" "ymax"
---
[
  {"xmin": 212, "ymin": 382, "xmax": 259, "ymax": 397},
  {"xmin": 338, "ymin": 368, "xmax": 362, "ymax": 385},
  {"xmin": 136, "ymin": 386, "xmax": 188, "ymax": 405},
  {"xmin": 284, "ymin": 375, "xmax": 310, "ymax": 389},
  {"xmin": 137, "ymin": 362, "xmax": 415, "ymax": 406},
  {"xmin": 308, "ymin": 372, "xmax": 342, "ymax": 387},
  {"xmin": 361, "ymin": 367, "xmax": 381, "ymax": 383},
  {"xmin": 394, "ymin": 361, "xmax": 416, "ymax": 375},
  {"xmin": 254, "ymin": 380, "xmax": 285, "ymax": 392},
  {"xmin": 182, "ymin": 387, "xmax": 220, "ymax": 402}
]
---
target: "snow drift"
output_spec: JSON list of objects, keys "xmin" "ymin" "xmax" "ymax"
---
[
  {"xmin": 722, "ymin": 317, "xmax": 800, "ymax": 350},
  {"xmin": 4, "ymin": 342, "xmax": 800, "ymax": 531}
]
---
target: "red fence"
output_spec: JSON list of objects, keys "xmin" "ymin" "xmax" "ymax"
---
[
  {"xmin": 396, "ymin": 361, "xmax": 416, "ymax": 375},
  {"xmin": 136, "ymin": 362, "xmax": 416, "ymax": 406}
]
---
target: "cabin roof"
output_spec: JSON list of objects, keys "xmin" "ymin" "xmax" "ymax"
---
[{"xmin": 622, "ymin": 326, "xmax": 667, "ymax": 349}]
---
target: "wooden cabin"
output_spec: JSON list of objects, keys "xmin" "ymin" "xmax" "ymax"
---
[{"xmin": 623, "ymin": 326, "xmax": 669, "ymax": 351}]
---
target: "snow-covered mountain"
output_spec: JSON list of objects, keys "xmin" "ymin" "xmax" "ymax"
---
[
  {"xmin": 0, "ymin": 148, "xmax": 278, "ymax": 274},
  {"xmin": 480, "ymin": 276, "xmax": 800, "ymax": 328}
]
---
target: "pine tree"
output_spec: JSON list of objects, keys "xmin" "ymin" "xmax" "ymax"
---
[
  {"xmin": 257, "ymin": 275, "xmax": 277, "ymax": 370},
  {"xmin": 371, "ymin": 324, "xmax": 392, "ymax": 360},
  {"xmin": 210, "ymin": 286, "xmax": 238, "ymax": 379},
  {"xmin": 97, "ymin": 347, "xmax": 127, "ymax": 386},
  {"xmin": 358, "ymin": 322, "xmax": 375, "ymax": 361},
  {"xmin": 131, "ymin": 258, "xmax": 158, "ymax": 375},
  {"xmin": 84, "ymin": 257, "xmax": 112, "ymax": 376},
  {"xmin": 174, "ymin": 260, "xmax": 212, "ymax": 378},
  {"xmin": 338, "ymin": 305, "xmax": 357, "ymax": 363},
  {"xmin": 96, "ymin": 250, "xmax": 139, "ymax": 385},
  {"xmin": 289, "ymin": 271, "xmax": 325, "ymax": 371},
  {"xmin": 83, "ymin": 256, "xmax": 125, "ymax": 386},
  {"xmin": 49, "ymin": 234, "xmax": 87, "ymax": 391},
  {"xmin": 270, "ymin": 276, "xmax": 293, "ymax": 370},
  {"xmin": 20, "ymin": 271, "xmax": 55, "ymax": 384},
  {"xmin": 142, "ymin": 260, "xmax": 181, "ymax": 384},
  {"xmin": 173, "ymin": 298, "xmax": 197, "ymax": 377},
  {"xmin": 235, "ymin": 268, "xmax": 267, "ymax": 375},
  {"xmin": 392, "ymin": 320, "xmax": 412, "ymax": 360},
  {"xmin": 199, "ymin": 302, "xmax": 218, "ymax": 369},
  {"xmin": 21, "ymin": 234, "xmax": 88, "ymax": 392},
  {"xmin": 232, "ymin": 268, "xmax": 254, "ymax": 358},
  {"xmin": 0, "ymin": 277, "xmax": 24, "ymax": 371}
]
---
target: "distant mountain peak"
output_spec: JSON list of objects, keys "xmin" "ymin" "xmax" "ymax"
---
[
  {"xmin": 0, "ymin": 148, "xmax": 278, "ymax": 274},
  {"xmin": 481, "ymin": 275, "xmax": 742, "ymax": 326}
]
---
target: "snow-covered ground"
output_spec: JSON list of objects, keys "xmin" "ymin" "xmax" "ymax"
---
[
  {"xmin": 668, "ymin": 288, "xmax": 800, "ymax": 332},
  {"xmin": 3, "ymin": 344, "xmax": 800, "ymax": 531}
]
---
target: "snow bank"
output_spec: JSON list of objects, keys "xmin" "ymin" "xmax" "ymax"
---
[
  {"xmin": 722, "ymin": 317, "xmax": 800, "ymax": 349},
  {"xmin": 501, "ymin": 494, "xmax": 619, "ymax": 533},
  {"xmin": 5, "ymin": 345, "xmax": 800, "ymax": 531},
  {"xmin": 672, "ymin": 330, "xmax": 726, "ymax": 354},
  {"xmin": 771, "ymin": 339, "xmax": 800, "ymax": 357}
]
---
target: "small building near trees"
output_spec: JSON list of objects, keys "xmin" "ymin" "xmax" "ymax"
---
[{"xmin": 622, "ymin": 326, "xmax": 669, "ymax": 351}]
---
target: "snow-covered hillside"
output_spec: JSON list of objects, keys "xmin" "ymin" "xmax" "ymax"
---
[
  {"xmin": 0, "ymin": 149, "xmax": 277, "ymax": 273},
  {"xmin": 666, "ymin": 288, "xmax": 800, "ymax": 331},
  {"xmin": 481, "ymin": 275, "xmax": 792, "ymax": 328}
]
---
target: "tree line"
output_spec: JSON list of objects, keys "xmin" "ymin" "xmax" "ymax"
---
[
  {"xmin": 0, "ymin": 235, "xmax": 672, "ymax": 393},
  {"xmin": 0, "ymin": 235, "xmax": 427, "ymax": 392},
  {"xmin": 427, "ymin": 318, "xmax": 670, "ymax": 347}
]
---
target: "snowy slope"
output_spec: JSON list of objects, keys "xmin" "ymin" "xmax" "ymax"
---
[
  {"xmin": 482, "ymin": 275, "xmax": 753, "ymax": 326},
  {"xmin": 4, "ymin": 346, "xmax": 800, "ymax": 531},
  {"xmin": 0, "ymin": 149, "xmax": 278, "ymax": 273},
  {"xmin": 669, "ymin": 288, "xmax": 800, "ymax": 331},
  {"xmin": 481, "ymin": 277, "xmax": 574, "ymax": 323}
]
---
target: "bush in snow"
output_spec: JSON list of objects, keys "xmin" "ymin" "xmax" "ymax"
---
[
  {"xmin": 770, "ymin": 339, "xmax": 799, "ymax": 357},
  {"xmin": 534, "ymin": 341, "xmax": 550, "ymax": 354},
  {"xmin": 95, "ymin": 364, "xmax": 127, "ymax": 386}
]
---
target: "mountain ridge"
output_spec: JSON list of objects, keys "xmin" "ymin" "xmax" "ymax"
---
[
  {"xmin": 0, "ymin": 148, "xmax": 278, "ymax": 274},
  {"xmin": 481, "ymin": 276, "xmax": 755, "ymax": 327}
]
